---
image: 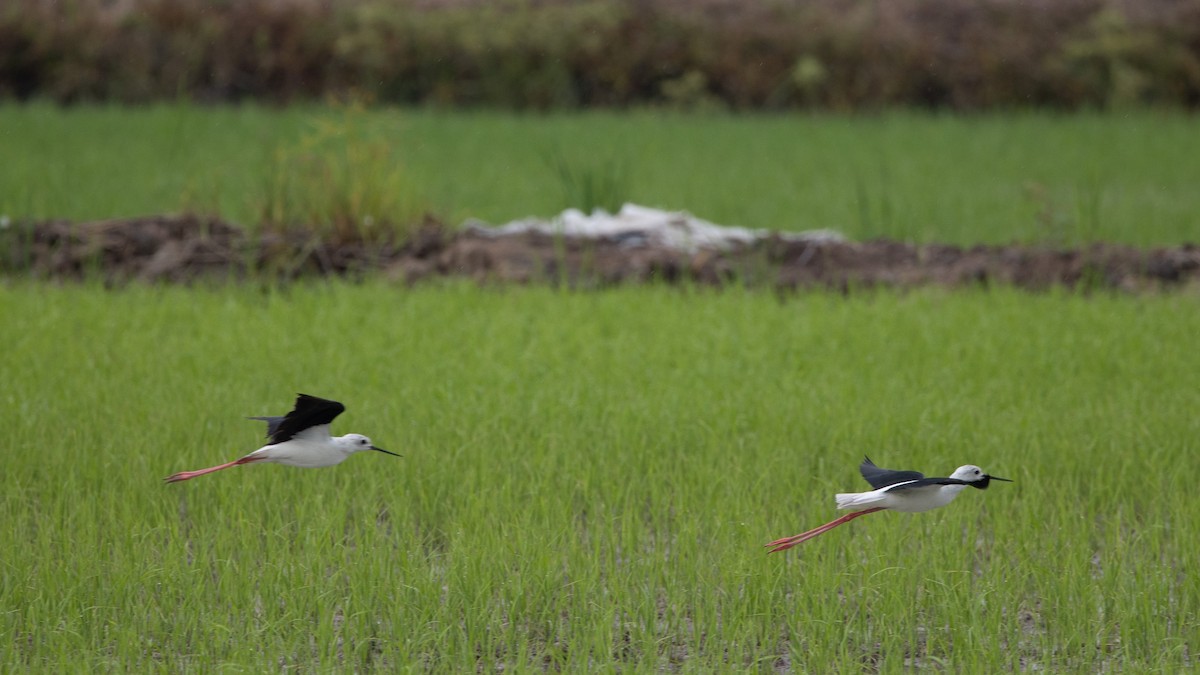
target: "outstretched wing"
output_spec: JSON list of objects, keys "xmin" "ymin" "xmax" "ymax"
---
[
  {"xmin": 859, "ymin": 456, "xmax": 926, "ymax": 489},
  {"xmin": 880, "ymin": 477, "xmax": 969, "ymax": 492},
  {"xmin": 258, "ymin": 394, "xmax": 345, "ymax": 445},
  {"xmin": 247, "ymin": 415, "xmax": 287, "ymax": 440}
]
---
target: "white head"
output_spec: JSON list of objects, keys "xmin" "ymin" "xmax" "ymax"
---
[
  {"xmin": 337, "ymin": 433, "xmax": 400, "ymax": 457},
  {"xmin": 950, "ymin": 464, "xmax": 1012, "ymax": 490}
]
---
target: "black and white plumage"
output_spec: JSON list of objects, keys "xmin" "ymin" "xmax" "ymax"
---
[
  {"xmin": 766, "ymin": 456, "xmax": 1011, "ymax": 553},
  {"xmin": 843, "ymin": 456, "xmax": 1009, "ymax": 512},
  {"xmin": 165, "ymin": 394, "xmax": 397, "ymax": 483},
  {"xmin": 248, "ymin": 394, "xmax": 345, "ymax": 445}
]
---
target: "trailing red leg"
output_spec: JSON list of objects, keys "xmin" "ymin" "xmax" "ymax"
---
[
  {"xmin": 164, "ymin": 455, "xmax": 265, "ymax": 483},
  {"xmin": 765, "ymin": 507, "xmax": 885, "ymax": 553}
]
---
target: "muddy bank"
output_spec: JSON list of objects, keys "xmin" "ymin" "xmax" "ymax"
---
[{"xmin": 4, "ymin": 214, "xmax": 1198, "ymax": 292}]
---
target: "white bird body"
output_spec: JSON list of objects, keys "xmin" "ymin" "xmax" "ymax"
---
[
  {"xmin": 766, "ymin": 458, "xmax": 1010, "ymax": 553},
  {"xmin": 165, "ymin": 395, "xmax": 397, "ymax": 483},
  {"xmin": 836, "ymin": 482, "xmax": 968, "ymax": 512},
  {"xmin": 244, "ymin": 430, "xmax": 375, "ymax": 468},
  {"xmin": 835, "ymin": 464, "xmax": 986, "ymax": 513}
]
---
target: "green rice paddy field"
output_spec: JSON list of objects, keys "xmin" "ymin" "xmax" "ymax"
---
[
  {"xmin": 2, "ymin": 284, "xmax": 1199, "ymax": 671},
  {"xmin": 1, "ymin": 105, "xmax": 1198, "ymax": 245},
  {"xmin": 2, "ymin": 107, "xmax": 1199, "ymax": 670}
]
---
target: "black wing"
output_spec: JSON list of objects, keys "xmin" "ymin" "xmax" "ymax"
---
[
  {"xmin": 247, "ymin": 415, "xmax": 287, "ymax": 440},
  {"xmin": 880, "ymin": 477, "xmax": 970, "ymax": 492},
  {"xmin": 258, "ymin": 394, "xmax": 345, "ymax": 445},
  {"xmin": 859, "ymin": 456, "xmax": 926, "ymax": 489}
]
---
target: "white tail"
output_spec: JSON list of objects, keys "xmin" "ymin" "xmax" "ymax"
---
[{"xmin": 835, "ymin": 490, "xmax": 887, "ymax": 511}]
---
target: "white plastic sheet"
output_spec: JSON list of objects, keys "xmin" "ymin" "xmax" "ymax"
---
[{"xmin": 465, "ymin": 203, "xmax": 845, "ymax": 254}]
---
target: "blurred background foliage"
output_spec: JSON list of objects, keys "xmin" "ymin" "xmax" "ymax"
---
[{"xmin": 2, "ymin": 0, "xmax": 1198, "ymax": 111}]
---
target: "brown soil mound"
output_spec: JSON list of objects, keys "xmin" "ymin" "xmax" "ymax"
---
[{"xmin": 5, "ymin": 214, "xmax": 1199, "ymax": 292}]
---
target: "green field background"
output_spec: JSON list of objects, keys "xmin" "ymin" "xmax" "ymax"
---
[
  {"xmin": 2, "ymin": 283, "xmax": 1198, "ymax": 670},
  {"xmin": 3, "ymin": 105, "xmax": 1198, "ymax": 246}
]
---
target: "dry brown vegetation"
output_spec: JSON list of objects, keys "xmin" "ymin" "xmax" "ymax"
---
[
  {"xmin": 2, "ymin": 0, "xmax": 1199, "ymax": 110},
  {"xmin": 6, "ymin": 215, "xmax": 1199, "ymax": 292}
]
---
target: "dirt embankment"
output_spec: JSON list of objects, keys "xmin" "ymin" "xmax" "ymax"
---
[{"xmin": 5, "ymin": 215, "xmax": 1199, "ymax": 292}]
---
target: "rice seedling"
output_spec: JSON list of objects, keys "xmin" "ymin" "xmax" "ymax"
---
[{"xmin": 1, "ymin": 283, "xmax": 1196, "ymax": 670}]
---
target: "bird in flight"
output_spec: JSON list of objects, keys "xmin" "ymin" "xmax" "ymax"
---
[
  {"xmin": 165, "ymin": 394, "xmax": 397, "ymax": 483},
  {"xmin": 765, "ymin": 456, "xmax": 1011, "ymax": 553}
]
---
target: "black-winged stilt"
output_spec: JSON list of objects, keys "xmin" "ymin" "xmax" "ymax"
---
[
  {"xmin": 765, "ymin": 456, "xmax": 1011, "ymax": 553},
  {"xmin": 164, "ymin": 394, "xmax": 397, "ymax": 483}
]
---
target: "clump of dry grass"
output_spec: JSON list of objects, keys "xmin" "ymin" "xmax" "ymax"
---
[{"xmin": 256, "ymin": 102, "xmax": 427, "ymax": 247}]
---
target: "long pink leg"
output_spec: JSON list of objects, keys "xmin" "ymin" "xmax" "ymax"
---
[
  {"xmin": 164, "ymin": 455, "xmax": 265, "ymax": 483},
  {"xmin": 765, "ymin": 507, "xmax": 886, "ymax": 553}
]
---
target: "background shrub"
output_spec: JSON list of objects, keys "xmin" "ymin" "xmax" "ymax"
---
[{"xmin": 2, "ymin": 0, "xmax": 1198, "ymax": 110}]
